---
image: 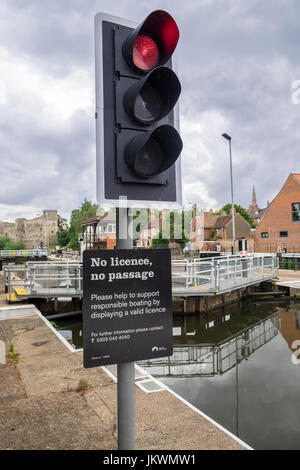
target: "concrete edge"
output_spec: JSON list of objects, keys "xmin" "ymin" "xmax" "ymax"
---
[
  {"xmin": 0, "ymin": 303, "xmax": 253, "ymax": 450},
  {"xmin": 159, "ymin": 384, "xmax": 253, "ymax": 450}
]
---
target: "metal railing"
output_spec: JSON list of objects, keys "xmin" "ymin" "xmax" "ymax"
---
[
  {"xmin": 172, "ymin": 253, "xmax": 278, "ymax": 293},
  {"xmin": 138, "ymin": 313, "xmax": 280, "ymax": 377},
  {"xmin": 0, "ymin": 249, "xmax": 49, "ymax": 258},
  {"xmin": 3, "ymin": 253, "xmax": 278, "ymax": 300},
  {"xmin": 4, "ymin": 261, "xmax": 81, "ymax": 300}
]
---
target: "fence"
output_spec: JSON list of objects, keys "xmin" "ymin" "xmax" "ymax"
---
[
  {"xmin": 279, "ymin": 253, "xmax": 300, "ymax": 271},
  {"xmin": 0, "ymin": 249, "xmax": 49, "ymax": 258},
  {"xmin": 172, "ymin": 253, "xmax": 277, "ymax": 293},
  {"xmin": 3, "ymin": 253, "xmax": 278, "ymax": 301}
]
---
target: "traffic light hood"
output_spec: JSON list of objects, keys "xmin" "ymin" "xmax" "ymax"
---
[
  {"xmin": 125, "ymin": 125, "xmax": 183, "ymax": 178},
  {"xmin": 122, "ymin": 10, "xmax": 180, "ymax": 73},
  {"xmin": 123, "ymin": 66, "xmax": 181, "ymax": 125}
]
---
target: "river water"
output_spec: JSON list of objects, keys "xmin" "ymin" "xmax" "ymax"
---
[{"xmin": 55, "ymin": 298, "xmax": 300, "ymax": 450}]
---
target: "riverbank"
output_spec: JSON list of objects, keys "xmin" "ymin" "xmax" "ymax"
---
[{"xmin": 0, "ymin": 305, "xmax": 248, "ymax": 450}]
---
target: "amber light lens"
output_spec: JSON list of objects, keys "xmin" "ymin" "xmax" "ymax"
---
[{"xmin": 133, "ymin": 35, "xmax": 160, "ymax": 71}]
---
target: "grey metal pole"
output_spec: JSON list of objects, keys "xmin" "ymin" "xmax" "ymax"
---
[
  {"xmin": 228, "ymin": 139, "xmax": 236, "ymax": 255},
  {"xmin": 116, "ymin": 207, "xmax": 135, "ymax": 450}
]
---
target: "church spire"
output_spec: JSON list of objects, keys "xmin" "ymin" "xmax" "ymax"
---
[
  {"xmin": 248, "ymin": 185, "xmax": 259, "ymax": 212},
  {"xmin": 252, "ymin": 186, "xmax": 258, "ymax": 208}
]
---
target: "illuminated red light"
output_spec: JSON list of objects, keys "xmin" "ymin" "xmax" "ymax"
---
[{"xmin": 133, "ymin": 35, "xmax": 160, "ymax": 71}]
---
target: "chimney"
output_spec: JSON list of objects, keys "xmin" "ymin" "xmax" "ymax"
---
[{"xmin": 230, "ymin": 207, "xmax": 236, "ymax": 215}]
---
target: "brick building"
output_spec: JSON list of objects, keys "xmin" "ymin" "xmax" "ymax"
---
[
  {"xmin": 191, "ymin": 210, "xmax": 253, "ymax": 252},
  {"xmin": 0, "ymin": 210, "xmax": 58, "ymax": 248},
  {"xmin": 255, "ymin": 173, "xmax": 300, "ymax": 252},
  {"xmin": 279, "ymin": 307, "xmax": 300, "ymax": 353}
]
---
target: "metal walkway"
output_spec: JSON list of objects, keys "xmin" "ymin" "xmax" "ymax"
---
[
  {"xmin": 3, "ymin": 253, "xmax": 277, "ymax": 302},
  {"xmin": 0, "ymin": 249, "xmax": 49, "ymax": 258}
]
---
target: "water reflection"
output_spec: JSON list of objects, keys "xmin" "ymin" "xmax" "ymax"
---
[
  {"xmin": 57, "ymin": 320, "xmax": 83, "ymax": 349},
  {"xmin": 55, "ymin": 300, "xmax": 300, "ymax": 449},
  {"xmin": 139, "ymin": 303, "xmax": 280, "ymax": 377}
]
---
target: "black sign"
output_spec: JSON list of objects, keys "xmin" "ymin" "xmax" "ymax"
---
[{"xmin": 82, "ymin": 249, "xmax": 173, "ymax": 368}]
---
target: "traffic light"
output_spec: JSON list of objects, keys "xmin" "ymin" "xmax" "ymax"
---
[{"xmin": 94, "ymin": 10, "xmax": 182, "ymax": 207}]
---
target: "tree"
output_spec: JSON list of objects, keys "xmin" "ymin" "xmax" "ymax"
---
[
  {"xmin": 221, "ymin": 203, "xmax": 255, "ymax": 228},
  {"xmin": 67, "ymin": 199, "xmax": 98, "ymax": 250},
  {"xmin": 57, "ymin": 214, "xmax": 70, "ymax": 247},
  {"xmin": 0, "ymin": 236, "xmax": 25, "ymax": 250},
  {"xmin": 151, "ymin": 210, "xmax": 191, "ymax": 249},
  {"xmin": 57, "ymin": 214, "xmax": 69, "ymax": 232},
  {"xmin": 0, "ymin": 236, "xmax": 10, "ymax": 250}
]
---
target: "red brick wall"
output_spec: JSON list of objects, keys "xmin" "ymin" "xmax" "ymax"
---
[{"xmin": 255, "ymin": 174, "xmax": 300, "ymax": 252}]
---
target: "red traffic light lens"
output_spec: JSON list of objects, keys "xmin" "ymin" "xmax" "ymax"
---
[
  {"xmin": 133, "ymin": 35, "xmax": 160, "ymax": 71},
  {"xmin": 123, "ymin": 10, "xmax": 179, "ymax": 73}
]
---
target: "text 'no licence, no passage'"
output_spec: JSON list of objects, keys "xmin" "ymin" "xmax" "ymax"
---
[{"xmin": 82, "ymin": 249, "xmax": 173, "ymax": 368}]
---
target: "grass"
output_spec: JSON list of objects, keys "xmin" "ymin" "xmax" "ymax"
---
[
  {"xmin": 76, "ymin": 379, "xmax": 91, "ymax": 394},
  {"xmin": 50, "ymin": 321, "xmax": 59, "ymax": 330},
  {"xmin": 7, "ymin": 343, "xmax": 20, "ymax": 365}
]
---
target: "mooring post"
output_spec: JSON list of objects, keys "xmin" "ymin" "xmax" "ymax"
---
[{"xmin": 116, "ymin": 207, "xmax": 135, "ymax": 450}]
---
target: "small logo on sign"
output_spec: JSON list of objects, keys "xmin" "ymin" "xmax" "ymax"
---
[{"xmin": 152, "ymin": 346, "xmax": 159, "ymax": 352}]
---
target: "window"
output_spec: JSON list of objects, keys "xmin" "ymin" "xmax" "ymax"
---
[
  {"xmin": 292, "ymin": 203, "xmax": 300, "ymax": 222},
  {"xmin": 280, "ymin": 231, "xmax": 288, "ymax": 237},
  {"xmin": 106, "ymin": 224, "xmax": 116, "ymax": 234},
  {"xmin": 261, "ymin": 232, "xmax": 269, "ymax": 238}
]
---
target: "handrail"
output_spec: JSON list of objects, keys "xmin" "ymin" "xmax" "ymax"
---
[
  {"xmin": 0, "ymin": 249, "xmax": 49, "ymax": 257},
  {"xmin": 3, "ymin": 253, "xmax": 278, "ymax": 300}
]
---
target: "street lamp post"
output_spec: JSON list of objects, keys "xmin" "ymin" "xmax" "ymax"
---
[{"xmin": 222, "ymin": 133, "xmax": 236, "ymax": 255}]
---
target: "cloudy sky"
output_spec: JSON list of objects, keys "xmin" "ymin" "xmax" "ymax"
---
[{"xmin": 1, "ymin": 0, "xmax": 300, "ymax": 221}]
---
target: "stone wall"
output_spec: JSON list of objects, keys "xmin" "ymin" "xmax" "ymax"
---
[{"xmin": 0, "ymin": 210, "xmax": 58, "ymax": 248}]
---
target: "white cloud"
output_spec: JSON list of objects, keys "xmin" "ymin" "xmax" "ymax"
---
[
  {"xmin": 180, "ymin": 110, "xmax": 229, "ymax": 208},
  {"xmin": 1, "ymin": 0, "xmax": 300, "ymax": 222},
  {"xmin": 0, "ymin": 46, "xmax": 93, "ymax": 123},
  {"xmin": 0, "ymin": 203, "xmax": 42, "ymax": 223}
]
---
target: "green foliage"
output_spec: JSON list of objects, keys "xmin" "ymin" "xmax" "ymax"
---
[
  {"xmin": 0, "ymin": 236, "xmax": 25, "ymax": 250},
  {"xmin": 57, "ymin": 199, "xmax": 99, "ymax": 249},
  {"xmin": 57, "ymin": 229, "xmax": 70, "ymax": 247},
  {"xmin": 132, "ymin": 209, "xmax": 150, "ymax": 239},
  {"xmin": 221, "ymin": 203, "xmax": 255, "ymax": 228},
  {"xmin": 7, "ymin": 344, "xmax": 20, "ymax": 365},
  {"xmin": 67, "ymin": 199, "xmax": 98, "ymax": 250},
  {"xmin": 57, "ymin": 214, "xmax": 69, "ymax": 232},
  {"xmin": 210, "ymin": 229, "xmax": 222, "ymax": 241},
  {"xmin": 151, "ymin": 210, "xmax": 191, "ymax": 249},
  {"xmin": 151, "ymin": 235, "xmax": 169, "ymax": 248},
  {"xmin": 76, "ymin": 379, "xmax": 91, "ymax": 394},
  {"xmin": 57, "ymin": 214, "xmax": 70, "ymax": 247},
  {"xmin": 0, "ymin": 236, "xmax": 10, "ymax": 250}
]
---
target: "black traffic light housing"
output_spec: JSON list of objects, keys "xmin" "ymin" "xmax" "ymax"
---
[{"xmin": 94, "ymin": 11, "xmax": 182, "ymax": 206}]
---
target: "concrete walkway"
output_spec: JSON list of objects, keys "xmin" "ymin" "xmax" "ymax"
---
[
  {"xmin": 274, "ymin": 269, "xmax": 300, "ymax": 290},
  {"xmin": 0, "ymin": 304, "xmax": 249, "ymax": 450}
]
